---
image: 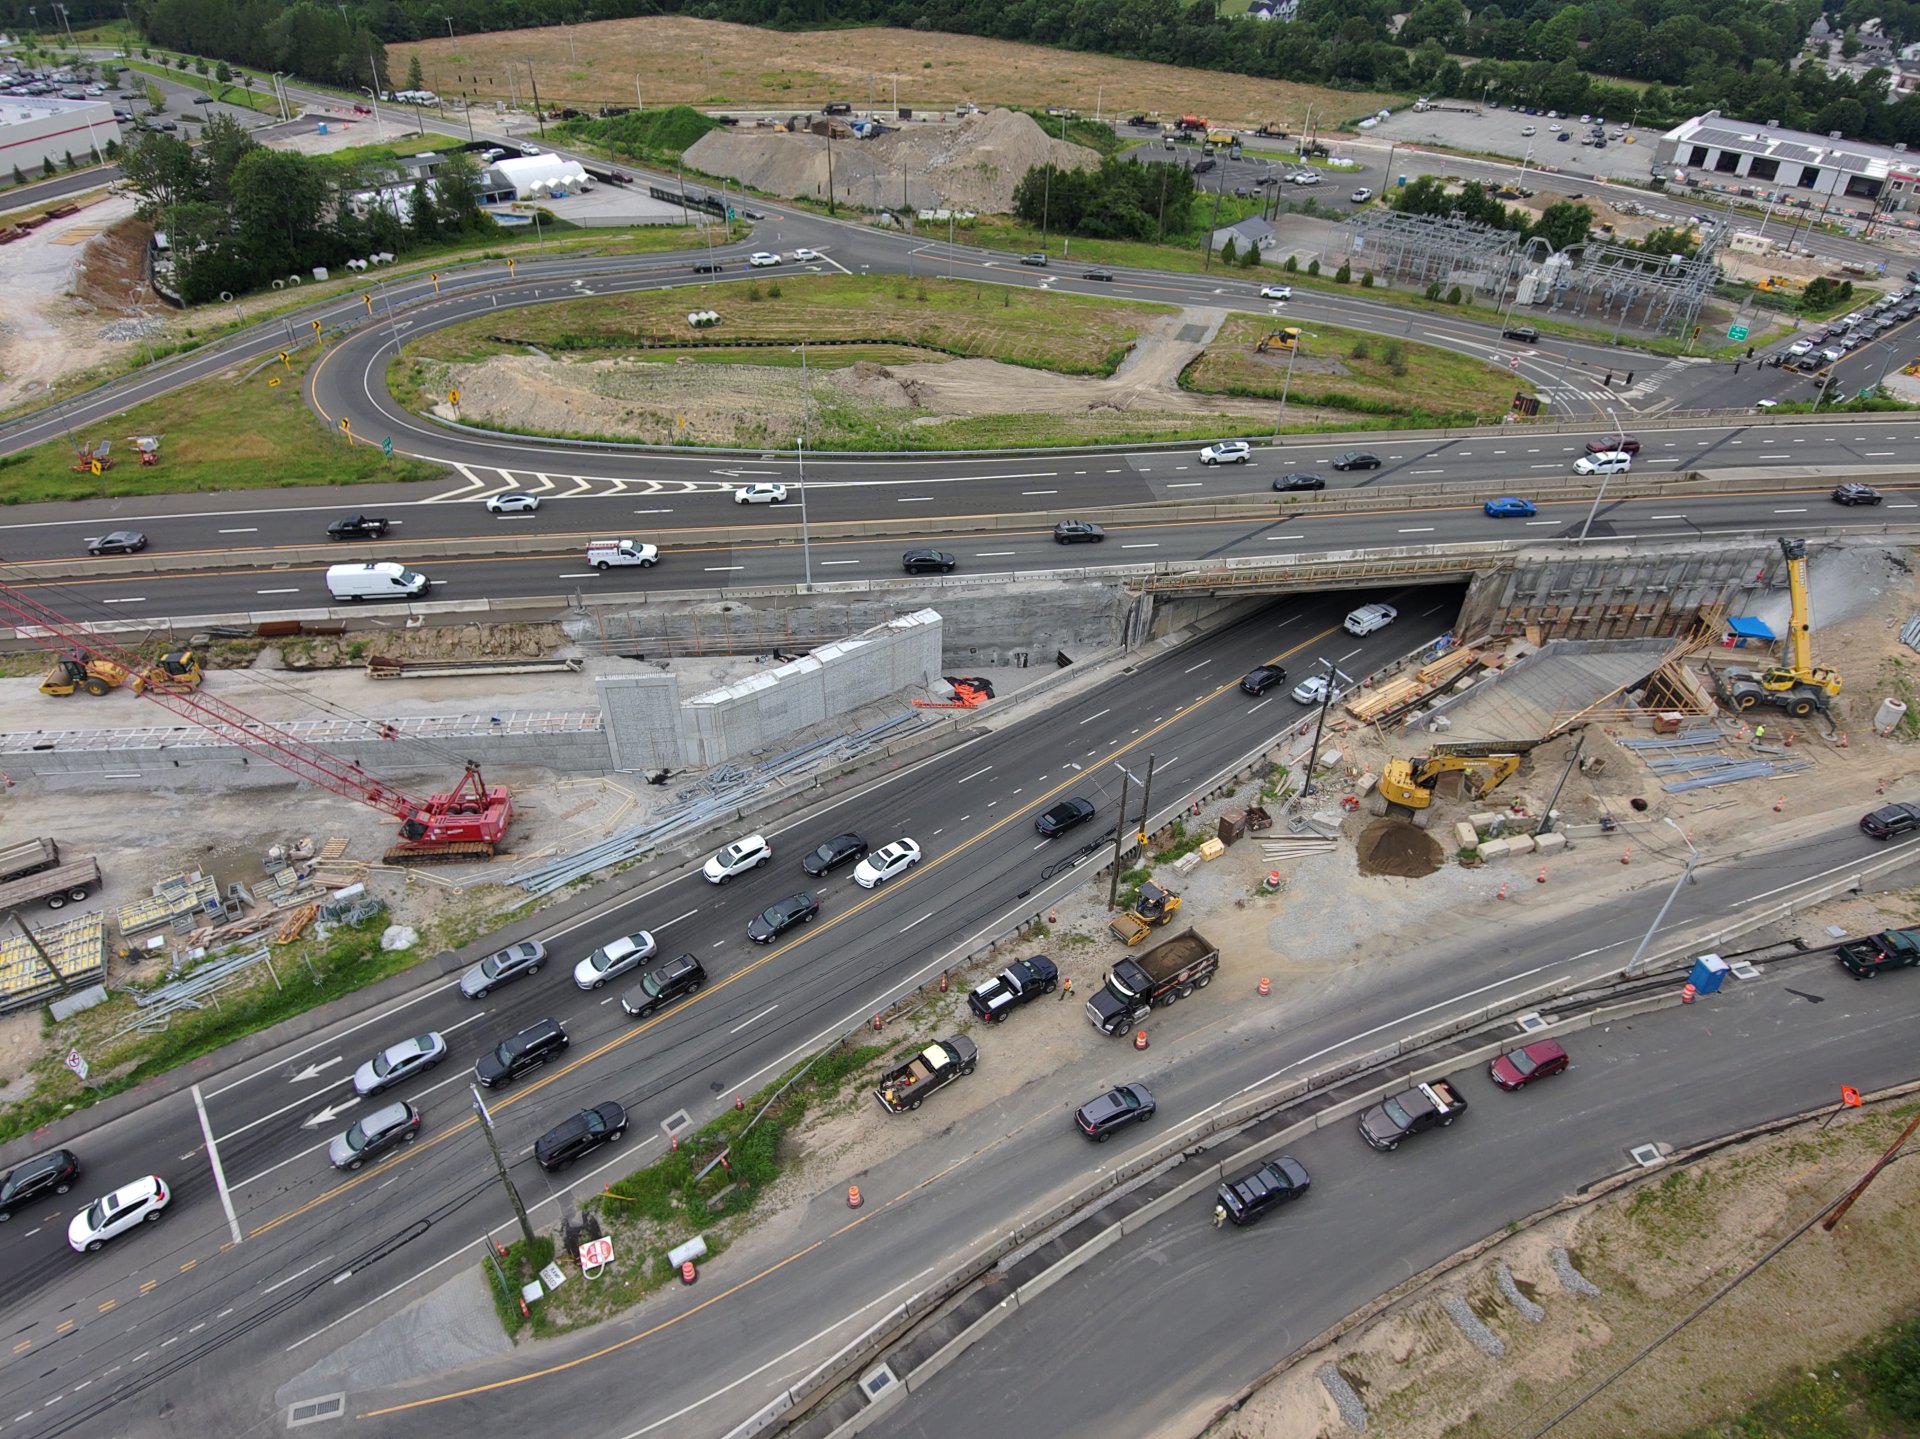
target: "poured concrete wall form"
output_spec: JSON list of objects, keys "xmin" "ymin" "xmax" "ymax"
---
[
  {"xmin": 683, "ymin": 609, "xmax": 943, "ymax": 767},
  {"xmin": 0, "ymin": 712, "xmax": 610, "ymax": 791},
  {"xmin": 1456, "ymin": 542, "xmax": 1780, "ymax": 642},
  {"xmin": 568, "ymin": 579, "xmax": 1132, "ymax": 669}
]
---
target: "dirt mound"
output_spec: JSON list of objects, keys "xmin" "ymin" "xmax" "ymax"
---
[
  {"xmin": 1355, "ymin": 819, "xmax": 1444, "ymax": 878},
  {"xmin": 683, "ymin": 107, "xmax": 1098, "ymax": 214}
]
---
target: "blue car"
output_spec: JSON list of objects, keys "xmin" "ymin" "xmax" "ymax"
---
[{"xmin": 1483, "ymin": 496, "xmax": 1538, "ymax": 518}]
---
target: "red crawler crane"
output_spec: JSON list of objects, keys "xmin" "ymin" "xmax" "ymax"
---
[{"xmin": 0, "ymin": 583, "xmax": 512, "ymax": 863}]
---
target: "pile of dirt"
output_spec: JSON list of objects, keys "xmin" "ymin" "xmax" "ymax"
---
[
  {"xmin": 275, "ymin": 623, "xmax": 569, "ymax": 670},
  {"xmin": 73, "ymin": 215, "xmax": 156, "ymax": 315},
  {"xmin": 1354, "ymin": 819, "xmax": 1444, "ymax": 878},
  {"xmin": 683, "ymin": 107, "xmax": 1098, "ymax": 214}
]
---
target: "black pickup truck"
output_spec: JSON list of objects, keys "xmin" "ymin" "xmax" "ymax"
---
[
  {"xmin": 1836, "ymin": 928, "xmax": 1920, "ymax": 978},
  {"xmin": 968, "ymin": 954, "xmax": 1058, "ymax": 1022},
  {"xmin": 1358, "ymin": 1077, "xmax": 1468, "ymax": 1151}
]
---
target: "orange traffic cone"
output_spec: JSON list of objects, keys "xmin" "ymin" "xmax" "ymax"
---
[
  {"xmin": 848, "ymin": 1185, "xmax": 863, "ymax": 1209},
  {"xmin": 1621, "ymin": 847, "xmax": 1632, "ymax": 864},
  {"xmin": 1681, "ymin": 982, "xmax": 1697, "ymax": 1004},
  {"xmin": 1536, "ymin": 867, "xmax": 1547, "ymax": 883},
  {"xmin": 1496, "ymin": 882, "xmax": 1508, "ymax": 900},
  {"xmin": 680, "ymin": 1260, "xmax": 698, "ymax": 1285},
  {"xmin": 1773, "ymin": 795, "xmax": 1784, "ymax": 812},
  {"xmin": 1134, "ymin": 1029, "xmax": 1149, "ymax": 1050},
  {"xmin": 1258, "ymin": 977, "xmax": 1271, "ymax": 995},
  {"xmin": 735, "ymin": 1094, "xmax": 744, "ymax": 1111}
]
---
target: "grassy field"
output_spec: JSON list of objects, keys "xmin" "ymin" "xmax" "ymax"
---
[
  {"xmin": 1186, "ymin": 313, "xmax": 1529, "ymax": 426},
  {"xmin": 407, "ymin": 273, "xmax": 1161, "ymax": 376},
  {"xmin": 0, "ymin": 345, "xmax": 444, "ymax": 505},
  {"xmin": 404, "ymin": 16, "xmax": 1398, "ymax": 127}
]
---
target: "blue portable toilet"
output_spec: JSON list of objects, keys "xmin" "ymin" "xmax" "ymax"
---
[{"xmin": 1687, "ymin": 953, "xmax": 1729, "ymax": 995}]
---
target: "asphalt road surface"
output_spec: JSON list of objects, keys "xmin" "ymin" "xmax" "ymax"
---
[{"xmin": 2, "ymin": 576, "xmax": 1911, "ymax": 1436}]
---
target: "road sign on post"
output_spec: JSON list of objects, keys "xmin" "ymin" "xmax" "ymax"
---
[
  {"xmin": 381, "ymin": 437, "xmax": 393, "ymax": 457},
  {"xmin": 65, "ymin": 1049, "xmax": 89, "ymax": 1080},
  {"xmin": 1728, "ymin": 324, "xmax": 1750, "ymax": 341}
]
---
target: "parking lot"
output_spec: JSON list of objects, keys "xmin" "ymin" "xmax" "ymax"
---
[{"xmin": 1352, "ymin": 103, "xmax": 1662, "ymax": 185}]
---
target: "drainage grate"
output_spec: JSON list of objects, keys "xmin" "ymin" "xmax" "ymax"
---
[
  {"xmin": 860, "ymin": 1364, "xmax": 900, "ymax": 1403},
  {"xmin": 1514, "ymin": 1011, "xmax": 1550, "ymax": 1033},
  {"xmin": 287, "ymin": 1394, "xmax": 346, "ymax": 1428},
  {"xmin": 1727, "ymin": 959, "xmax": 1760, "ymax": 980},
  {"xmin": 1629, "ymin": 1143, "xmax": 1664, "ymax": 1167},
  {"xmin": 663, "ymin": 1109, "xmax": 694, "ymax": 1138}
]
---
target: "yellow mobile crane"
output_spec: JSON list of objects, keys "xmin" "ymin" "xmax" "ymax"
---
[{"xmin": 1714, "ymin": 537, "xmax": 1842, "ymax": 719}]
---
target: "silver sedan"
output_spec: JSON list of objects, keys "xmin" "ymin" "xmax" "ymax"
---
[{"xmin": 352, "ymin": 1032, "xmax": 448, "ymax": 1096}]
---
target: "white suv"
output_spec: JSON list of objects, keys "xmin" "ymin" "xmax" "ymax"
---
[
  {"xmin": 853, "ymin": 838, "xmax": 922, "ymax": 889},
  {"xmin": 1199, "ymin": 441, "xmax": 1253, "ymax": 466},
  {"xmin": 703, "ymin": 834, "xmax": 771, "ymax": 883},
  {"xmin": 1344, "ymin": 603, "xmax": 1398, "ymax": 636},
  {"xmin": 1573, "ymin": 451, "xmax": 1632, "ymax": 475}
]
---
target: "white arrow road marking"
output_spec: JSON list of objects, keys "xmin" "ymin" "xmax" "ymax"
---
[
  {"xmin": 301, "ymin": 1098, "xmax": 361, "ymax": 1130},
  {"xmin": 290, "ymin": 1057, "xmax": 344, "ymax": 1083}
]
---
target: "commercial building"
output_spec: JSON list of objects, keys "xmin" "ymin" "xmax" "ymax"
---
[
  {"xmin": 0, "ymin": 97, "xmax": 121, "ymax": 176},
  {"xmin": 1653, "ymin": 110, "xmax": 1920, "ymax": 224}
]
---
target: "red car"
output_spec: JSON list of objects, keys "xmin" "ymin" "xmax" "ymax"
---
[
  {"xmin": 1584, "ymin": 436, "xmax": 1641, "ymax": 454},
  {"xmin": 1489, "ymin": 1038, "xmax": 1569, "ymax": 1090}
]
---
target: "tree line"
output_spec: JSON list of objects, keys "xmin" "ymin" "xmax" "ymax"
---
[
  {"xmin": 1010, "ymin": 156, "xmax": 1201, "ymax": 242},
  {"xmin": 118, "ymin": 114, "xmax": 493, "ymax": 302},
  {"xmin": 125, "ymin": 0, "xmax": 1920, "ymax": 149},
  {"xmin": 1386, "ymin": 174, "xmax": 1594, "ymax": 253}
]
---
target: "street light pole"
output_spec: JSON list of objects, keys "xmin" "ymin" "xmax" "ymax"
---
[
  {"xmin": 1622, "ymin": 818, "xmax": 1699, "ymax": 977},
  {"xmin": 796, "ymin": 341, "xmax": 813, "ymax": 591}
]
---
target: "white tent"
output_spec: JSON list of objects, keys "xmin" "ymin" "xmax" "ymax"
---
[{"xmin": 492, "ymin": 154, "xmax": 593, "ymax": 199}]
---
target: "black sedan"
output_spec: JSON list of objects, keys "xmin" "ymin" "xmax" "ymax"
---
[
  {"xmin": 802, "ymin": 832, "xmax": 869, "ymax": 877},
  {"xmin": 1331, "ymin": 452, "xmax": 1381, "ymax": 471},
  {"xmin": 0, "ymin": 1148, "xmax": 81, "ymax": 1221},
  {"xmin": 1081, "ymin": 268, "xmax": 1115, "ymax": 281},
  {"xmin": 902, "ymin": 548, "xmax": 957, "ymax": 574},
  {"xmin": 1832, "ymin": 483, "xmax": 1884, "ymax": 506},
  {"xmin": 1240, "ymin": 664, "xmax": 1288, "ymax": 696},
  {"xmin": 1053, "ymin": 520, "xmax": 1106, "ymax": 544},
  {"xmin": 1274, "ymin": 473, "xmax": 1326, "ymax": 491},
  {"xmin": 1861, "ymin": 802, "xmax": 1920, "ymax": 839},
  {"xmin": 1034, "ymin": 796, "xmax": 1097, "ymax": 838},
  {"xmin": 1075, "ymin": 1083, "xmax": 1155, "ymax": 1141},
  {"xmin": 86, "ymin": 530, "xmax": 147, "ymax": 555},
  {"xmin": 747, "ymin": 892, "xmax": 820, "ymax": 943},
  {"xmin": 1216, "ymin": 1155, "xmax": 1311, "ymax": 1225}
]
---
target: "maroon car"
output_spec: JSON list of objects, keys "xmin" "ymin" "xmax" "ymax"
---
[
  {"xmin": 1584, "ymin": 436, "xmax": 1640, "ymax": 454},
  {"xmin": 1489, "ymin": 1038, "xmax": 1569, "ymax": 1091}
]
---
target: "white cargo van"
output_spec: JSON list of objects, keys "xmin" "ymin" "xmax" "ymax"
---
[
  {"xmin": 1344, "ymin": 603, "xmax": 1398, "ymax": 636},
  {"xmin": 326, "ymin": 562, "xmax": 432, "ymax": 601}
]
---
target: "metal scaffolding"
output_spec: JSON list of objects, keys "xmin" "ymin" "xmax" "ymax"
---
[{"xmin": 1336, "ymin": 208, "xmax": 1522, "ymax": 297}]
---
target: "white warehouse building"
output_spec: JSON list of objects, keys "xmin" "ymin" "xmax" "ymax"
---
[{"xmin": 0, "ymin": 97, "xmax": 122, "ymax": 176}]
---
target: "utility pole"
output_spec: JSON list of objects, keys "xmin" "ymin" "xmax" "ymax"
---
[
  {"xmin": 528, "ymin": 67, "xmax": 545, "ymax": 137},
  {"xmin": 471, "ymin": 1086, "xmax": 537, "ymax": 1248},
  {"xmin": 1299, "ymin": 659, "xmax": 1343, "ymax": 801},
  {"xmin": 1107, "ymin": 769, "xmax": 1133, "ymax": 909},
  {"xmin": 1136, "ymin": 753, "xmax": 1157, "ymax": 844},
  {"xmin": 1202, "ymin": 174, "xmax": 1226, "ymax": 271},
  {"xmin": 1533, "ymin": 730, "xmax": 1585, "ymax": 836}
]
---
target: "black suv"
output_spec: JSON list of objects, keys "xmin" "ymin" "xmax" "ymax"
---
[
  {"xmin": 1861, "ymin": 802, "xmax": 1920, "ymax": 839},
  {"xmin": 802, "ymin": 832, "xmax": 869, "ymax": 877},
  {"xmin": 473, "ymin": 1017, "xmax": 569, "ymax": 1087},
  {"xmin": 534, "ymin": 1102, "xmax": 629, "ymax": 1170},
  {"xmin": 621, "ymin": 953, "xmax": 706, "ymax": 1018},
  {"xmin": 327, "ymin": 514, "xmax": 390, "ymax": 540},
  {"xmin": 692, "ymin": 260, "xmax": 724, "ymax": 273},
  {"xmin": 1502, "ymin": 324, "xmax": 1539, "ymax": 343},
  {"xmin": 0, "ymin": 1148, "xmax": 80, "ymax": 1220},
  {"xmin": 1052, "ymin": 520, "xmax": 1106, "ymax": 544},
  {"xmin": 1074, "ymin": 1083, "xmax": 1155, "ymax": 1141},
  {"xmin": 1240, "ymin": 664, "xmax": 1287, "ymax": 696},
  {"xmin": 748, "ymin": 892, "xmax": 820, "ymax": 943},
  {"xmin": 1215, "ymin": 1155, "xmax": 1311, "ymax": 1225},
  {"xmin": 1035, "ymin": 796, "xmax": 1096, "ymax": 838}
]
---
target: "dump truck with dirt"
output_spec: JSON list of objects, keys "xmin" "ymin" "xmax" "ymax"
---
[
  {"xmin": 1086, "ymin": 928, "xmax": 1220, "ymax": 1034},
  {"xmin": 874, "ymin": 1036, "xmax": 978, "ymax": 1112}
]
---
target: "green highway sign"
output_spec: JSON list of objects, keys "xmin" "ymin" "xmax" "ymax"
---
[
  {"xmin": 381, "ymin": 437, "xmax": 393, "ymax": 457},
  {"xmin": 1728, "ymin": 324, "xmax": 1749, "ymax": 341}
]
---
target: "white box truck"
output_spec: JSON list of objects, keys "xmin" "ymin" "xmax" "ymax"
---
[{"xmin": 326, "ymin": 562, "xmax": 432, "ymax": 601}]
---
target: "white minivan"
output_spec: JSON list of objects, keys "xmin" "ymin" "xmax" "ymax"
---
[
  {"xmin": 1573, "ymin": 451, "xmax": 1632, "ymax": 475},
  {"xmin": 325, "ymin": 562, "xmax": 432, "ymax": 601}
]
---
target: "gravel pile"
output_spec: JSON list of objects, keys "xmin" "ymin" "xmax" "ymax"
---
[
  {"xmin": 1442, "ymin": 1293, "xmax": 1507, "ymax": 1357},
  {"xmin": 97, "ymin": 317, "xmax": 166, "ymax": 341},
  {"xmin": 1317, "ymin": 1362, "xmax": 1368, "ymax": 1432},
  {"xmin": 684, "ymin": 108, "xmax": 1098, "ymax": 214},
  {"xmin": 1553, "ymin": 1246, "xmax": 1603, "ymax": 1297},
  {"xmin": 1498, "ymin": 1263, "xmax": 1545, "ymax": 1323}
]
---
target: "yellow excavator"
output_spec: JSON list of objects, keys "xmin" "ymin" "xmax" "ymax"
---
[
  {"xmin": 1714, "ymin": 538, "xmax": 1841, "ymax": 719},
  {"xmin": 40, "ymin": 647, "xmax": 203, "ymax": 697},
  {"xmin": 1109, "ymin": 881, "xmax": 1184, "ymax": 945},
  {"xmin": 1369, "ymin": 739, "xmax": 1541, "ymax": 826}
]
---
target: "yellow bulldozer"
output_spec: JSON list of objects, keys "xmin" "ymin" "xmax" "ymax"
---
[
  {"xmin": 40, "ymin": 647, "xmax": 203, "ymax": 697},
  {"xmin": 1257, "ymin": 328, "xmax": 1302, "ymax": 353},
  {"xmin": 1109, "ymin": 881, "xmax": 1184, "ymax": 945},
  {"xmin": 1368, "ymin": 739, "xmax": 1541, "ymax": 826}
]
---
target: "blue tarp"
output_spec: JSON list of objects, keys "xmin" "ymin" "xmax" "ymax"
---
[{"xmin": 1727, "ymin": 617, "xmax": 1776, "ymax": 641}]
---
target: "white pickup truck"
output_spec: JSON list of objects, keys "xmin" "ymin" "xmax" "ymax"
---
[{"xmin": 586, "ymin": 540, "xmax": 659, "ymax": 569}]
